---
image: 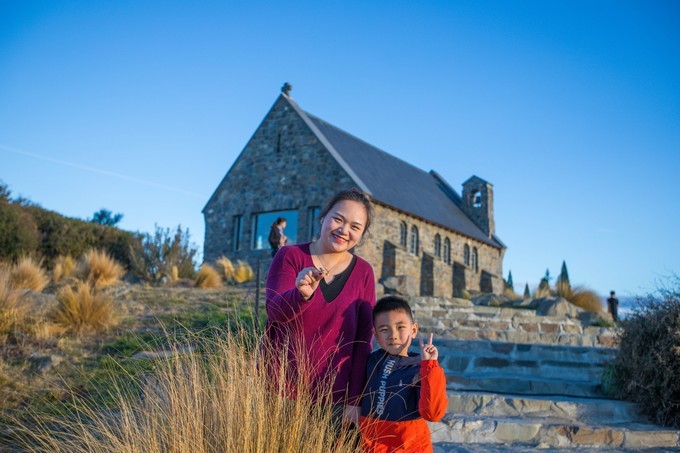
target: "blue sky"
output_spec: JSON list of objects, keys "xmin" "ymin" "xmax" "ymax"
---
[{"xmin": 1, "ymin": 1, "xmax": 678, "ymax": 297}]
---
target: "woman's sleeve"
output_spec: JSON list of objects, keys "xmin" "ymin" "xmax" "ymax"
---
[
  {"xmin": 265, "ymin": 247, "xmax": 320, "ymax": 323},
  {"xmin": 418, "ymin": 360, "xmax": 448, "ymax": 422},
  {"xmin": 347, "ymin": 267, "xmax": 377, "ymax": 405}
]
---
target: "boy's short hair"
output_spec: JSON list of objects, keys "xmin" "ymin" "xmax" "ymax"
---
[{"xmin": 373, "ymin": 295, "xmax": 414, "ymax": 323}]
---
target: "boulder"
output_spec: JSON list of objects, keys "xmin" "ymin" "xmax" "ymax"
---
[
  {"xmin": 536, "ymin": 297, "xmax": 585, "ymax": 318},
  {"xmin": 381, "ymin": 275, "xmax": 418, "ymax": 297}
]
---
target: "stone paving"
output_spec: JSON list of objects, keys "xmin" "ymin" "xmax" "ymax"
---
[{"xmin": 411, "ymin": 297, "xmax": 680, "ymax": 449}]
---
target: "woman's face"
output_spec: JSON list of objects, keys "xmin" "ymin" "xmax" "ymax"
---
[{"xmin": 318, "ymin": 200, "xmax": 367, "ymax": 253}]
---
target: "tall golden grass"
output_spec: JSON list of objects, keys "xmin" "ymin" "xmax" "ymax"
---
[
  {"xmin": 557, "ymin": 280, "xmax": 603, "ymax": 312},
  {"xmin": 195, "ymin": 264, "xmax": 222, "ymax": 289},
  {"xmin": 75, "ymin": 249, "xmax": 124, "ymax": 289},
  {"xmin": 53, "ymin": 281, "xmax": 118, "ymax": 335},
  {"xmin": 14, "ymin": 327, "xmax": 358, "ymax": 452},
  {"xmin": 10, "ymin": 256, "xmax": 48, "ymax": 292},
  {"xmin": 233, "ymin": 260, "xmax": 255, "ymax": 283},
  {"xmin": 0, "ymin": 270, "xmax": 28, "ymax": 341},
  {"xmin": 53, "ymin": 255, "xmax": 76, "ymax": 284},
  {"xmin": 215, "ymin": 256, "xmax": 235, "ymax": 282}
]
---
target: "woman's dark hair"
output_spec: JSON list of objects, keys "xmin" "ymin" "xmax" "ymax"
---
[
  {"xmin": 319, "ymin": 188, "xmax": 373, "ymax": 239},
  {"xmin": 271, "ymin": 217, "xmax": 286, "ymax": 227}
]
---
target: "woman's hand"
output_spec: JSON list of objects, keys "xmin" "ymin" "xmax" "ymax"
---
[
  {"xmin": 343, "ymin": 405, "xmax": 360, "ymax": 425},
  {"xmin": 296, "ymin": 267, "xmax": 324, "ymax": 300}
]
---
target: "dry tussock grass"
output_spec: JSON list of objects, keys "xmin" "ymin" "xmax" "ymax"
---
[
  {"xmin": 233, "ymin": 260, "xmax": 254, "ymax": 283},
  {"xmin": 53, "ymin": 282, "xmax": 118, "ymax": 335},
  {"xmin": 0, "ymin": 270, "xmax": 28, "ymax": 341},
  {"xmin": 215, "ymin": 256, "xmax": 235, "ymax": 282},
  {"xmin": 195, "ymin": 264, "xmax": 222, "ymax": 289},
  {"xmin": 557, "ymin": 282, "xmax": 603, "ymax": 313},
  {"xmin": 502, "ymin": 287, "xmax": 518, "ymax": 299},
  {"xmin": 10, "ymin": 256, "xmax": 48, "ymax": 292},
  {"xmin": 53, "ymin": 255, "xmax": 76, "ymax": 283},
  {"xmin": 15, "ymin": 328, "xmax": 358, "ymax": 452},
  {"xmin": 75, "ymin": 249, "xmax": 124, "ymax": 289}
]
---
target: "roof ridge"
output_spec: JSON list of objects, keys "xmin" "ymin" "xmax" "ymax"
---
[{"xmin": 280, "ymin": 94, "xmax": 371, "ymax": 194}]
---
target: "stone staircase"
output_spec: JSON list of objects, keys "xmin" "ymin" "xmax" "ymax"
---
[{"xmin": 410, "ymin": 297, "xmax": 680, "ymax": 450}]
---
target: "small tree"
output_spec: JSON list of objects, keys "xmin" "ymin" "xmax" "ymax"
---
[
  {"xmin": 523, "ymin": 283, "xmax": 531, "ymax": 299},
  {"xmin": 505, "ymin": 270, "xmax": 514, "ymax": 291},
  {"xmin": 556, "ymin": 260, "xmax": 572, "ymax": 296},
  {"xmin": 129, "ymin": 225, "xmax": 198, "ymax": 282},
  {"xmin": 90, "ymin": 209, "xmax": 124, "ymax": 227},
  {"xmin": 559, "ymin": 261, "xmax": 570, "ymax": 286}
]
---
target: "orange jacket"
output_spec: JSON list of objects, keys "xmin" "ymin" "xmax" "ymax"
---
[{"xmin": 360, "ymin": 358, "xmax": 447, "ymax": 452}]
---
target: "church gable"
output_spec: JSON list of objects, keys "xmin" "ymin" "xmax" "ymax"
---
[{"xmin": 203, "ymin": 94, "xmax": 356, "ymax": 262}]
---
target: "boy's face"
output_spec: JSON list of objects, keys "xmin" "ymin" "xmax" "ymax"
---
[{"xmin": 374, "ymin": 309, "xmax": 418, "ymax": 356}]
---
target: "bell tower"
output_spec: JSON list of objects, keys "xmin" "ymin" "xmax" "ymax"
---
[{"xmin": 462, "ymin": 176, "xmax": 495, "ymax": 237}]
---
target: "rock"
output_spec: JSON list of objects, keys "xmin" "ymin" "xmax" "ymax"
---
[
  {"xmin": 579, "ymin": 310, "xmax": 614, "ymax": 325},
  {"xmin": 28, "ymin": 353, "xmax": 65, "ymax": 374},
  {"xmin": 513, "ymin": 298, "xmax": 540, "ymax": 309},
  {"xmin": 381, "ymin": 275, "xmax": 418, "ymax": 297},
  {"xmin": 536, "ymin": 297, "xmax": 585, "ymax": 318},
  {"xmin": 375, "ymin": 282, "xmax": 385, "ymax": 298}
]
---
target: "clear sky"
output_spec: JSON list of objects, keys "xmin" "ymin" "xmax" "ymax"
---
[{"xmin": 1, "ymin": 1, "xmax": 678, "ymax": 297}]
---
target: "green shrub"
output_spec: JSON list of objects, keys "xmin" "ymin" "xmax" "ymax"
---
[
  {"xmin": 129, "ymin": 225, "xmax": 198, "ymax": 283},
  {"xmin": 0, "ymin": 202, "xmax": 39, "ymax": 261},
  {"xmin": 612, "ymin": 276, "xmax": 680, "ymax": 428}
]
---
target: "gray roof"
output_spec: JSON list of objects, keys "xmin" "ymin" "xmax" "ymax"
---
[{"xmin": 284, "ymin": 95, "xmax": 503, "ymax": 248}]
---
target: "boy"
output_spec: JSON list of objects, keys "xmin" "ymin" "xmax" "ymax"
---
[{"xmin": 360, "ymin": 295, "xmax": 447, "ymax": 452}]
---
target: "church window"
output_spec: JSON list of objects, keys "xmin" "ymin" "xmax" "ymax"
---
[
  {"xmin": 472, "ymin": 190, "xmax": 482, "ymax": 208},
  {"xmin": 251, "ymin": 209, "xmax": 298, "ymax": 250},
  {"xmin": 410, "ymin": 225, "xmax": 419, "ymax": 255},
  {"xmin": 434, "ymin": 234, "xmax": 441, "ymax": 258},
  {"xmin": 472, "ymin": 247, "xmax": 479, "ymax": 273},
  {"xmin": 464, "ymin": 244, "xmax": 470, "ymax": 266},
  {"xmin": 400, "ymin": 221, "xmax": 407, "ymax": 248},
  {"xmin": 307, "ymin": 206, "xmax": 321, "ymax": 241},
  {"xmin": 444, "ymin": 237, "xmax": 451, "ymax": 264},
  {"xmin": 232, "ymin": 215, "xmax": 243, "ymax": 252}
]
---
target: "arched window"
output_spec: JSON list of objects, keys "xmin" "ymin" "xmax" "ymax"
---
[
  {"xmin": 472, "ymin": 247, "xmax": 479, "ymax": 273},
  {"xmin": 464, "ymin": 244, "xmax": 470, "ymax": 266},
  {"xmin": 399, "ymin": 221, "xmax": 407, "ymax": 248},
  {"xmin": 472, "ymin": 190, "xmax": 482, "ymax": 208},
  {"xmin": 410, "ymin": 225, "xmax": 419, "ymax": 255},
  {"xmin": 434, "ymin": 234, "xmax": 441, "ymax": 258},
  {"xmin": 444, "ymin": 237, "xmax": 451, "ymax": 264}
]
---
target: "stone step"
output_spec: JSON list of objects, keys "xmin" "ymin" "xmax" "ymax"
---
[
  {"xmin": 444, "ymin": 352, "xmax": 606, "ymax": 383},
  {"xmin": 446, "ymin": 391, "xmax": 642, "ymax": 424},
  {"xmin": 437, "ymin": 339, "xmax": 617, "ymax": 365},
  {"xmin": 429, "ymin": 326, "xmax": 618, "ymax": 348},
  {"xmin": 446, "ymin": 373, "xmax": 603, "ymax": 398},
  {"xmin": 429, "ymin": 414, "xmax": 680, "ymax": 449}
]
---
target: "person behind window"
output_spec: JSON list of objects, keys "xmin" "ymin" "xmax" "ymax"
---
[{"xmin": 268, "ymin": 217, "xmax": 288, "ymax": 257}]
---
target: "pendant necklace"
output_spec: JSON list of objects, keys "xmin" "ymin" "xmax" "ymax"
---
[{"xmin": 311, "ymin": 242, "xmax": 345, "ymax": 278}]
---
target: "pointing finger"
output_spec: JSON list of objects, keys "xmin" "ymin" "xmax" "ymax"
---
[{"xmin": 428, "ymin": 333, "xmax": 433, "ymax": 346}]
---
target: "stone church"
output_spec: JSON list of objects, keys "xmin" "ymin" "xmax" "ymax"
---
[{"xmin": 203, "ymin": 84, "xmax": 506, "ymax": 296}]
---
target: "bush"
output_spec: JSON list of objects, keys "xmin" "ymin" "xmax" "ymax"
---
[
  {"xmin": 612, "ymin": 277, "xmax": 680, "ymax": 428},
  {"xmin": 233, "ymin": 260, "xmax": 254, "ymax": 284},
  {"xmin": 129, "ymin": 225, "xmax": 198, "ymax": 283},
  {"xmin": 10, "ymin": 256, "xmax": 49, "ymax": 292},
  {"xmin": 13, "ymin": 327, "xmax": 359, "ymax": 452},
  {"xmin": 53, "ymin": 282, "xmax": 118, "ymax": 335},
  {"xmin": 216, "ymin": 256, "xmax": 235, "ymax": 282},
  {"xmin": 53, "ymin": 255, "xmax": 76, "ymax": 283},
  {"xmin": 0, "ymin": 202, "xmax": 39, "ymax": 261},
  {"xmin": 557, "ymin": 283, "xmax": 603, "ymax": 313},
  {"xmin": 0, "ymin": 270, "xmax": 28, "ymax": 341},
  {"xmin": 195, "ymin": 264, "xmax": 222, "ymax": 289},
  {"xmin": 75, "ymin": 249, "xmax": 124, "ymax": 289}
]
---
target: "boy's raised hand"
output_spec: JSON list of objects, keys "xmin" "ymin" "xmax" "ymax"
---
[
  {"xmin": 419, "ymin": 333, "xmax": 439, "ymax": 361},
  {"xmin": 296, "ymin": 267, "xmax": 325, "ymax": 300}
]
